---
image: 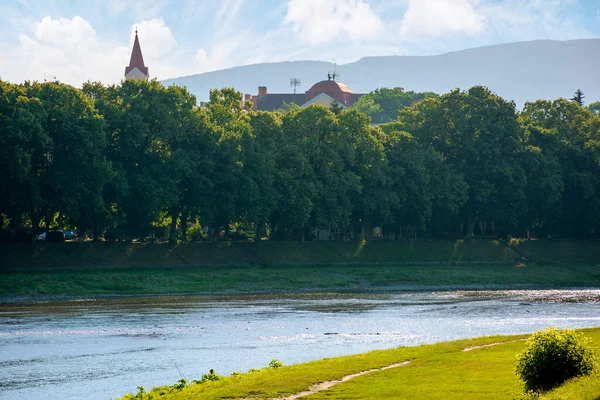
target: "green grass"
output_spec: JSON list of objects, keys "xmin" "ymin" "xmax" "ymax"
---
[
  {"xmin": 117, "ymin": 327, "xmax": 600, "ymax": 400},
  {"xmin": 1, "ymin": 262, "xmax": 600, "ymax": 297},
  {"xmin": 1, "ymin": 239, "xmax": 523, "ymax": 269},
  {"xmin": 510, "ymin": 239, "xmax": 600, "ymax": 263},
  {"xmin": 1, "ymin": 240, "xmax": 598, "ymax": 297}
]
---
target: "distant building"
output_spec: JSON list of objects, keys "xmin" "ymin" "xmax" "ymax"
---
[
  {"xmin": 125, "ymin": 29, "xmax": 149, "ymax": 80},
  {"xmin": 247, "ymin": 75, "xmax": 366, "ymax": 111}
]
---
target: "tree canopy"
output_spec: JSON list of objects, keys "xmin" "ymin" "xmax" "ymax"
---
[{"xmin": 1, "ymin": 80, "xmax": 599, "ymax": 241}]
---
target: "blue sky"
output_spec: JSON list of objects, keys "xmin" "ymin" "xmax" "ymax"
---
[{"xmin": 0, "ymin": 0, "xmax": 598, "ymax": 86}]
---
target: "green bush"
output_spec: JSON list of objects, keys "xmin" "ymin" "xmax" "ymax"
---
[
  {"xmin": 516, "ymin": 328, "xmax": 596, "ymax": 392},
  {"xmin": 268, "ymin": 358, "xmax": 283, "ymax": 369}
]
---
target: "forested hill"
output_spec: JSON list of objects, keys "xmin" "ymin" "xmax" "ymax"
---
[{"xmin": 163, "ymin": 39, "xmax": 600, "ymax": 107}]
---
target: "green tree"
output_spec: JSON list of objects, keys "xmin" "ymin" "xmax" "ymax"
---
[
  {"xmin": 353, "ymin": 88, "xmax": 438, "ymax": 124},
  {"xmin": 26, "ymin": 81, "xmax": 109, "ymax": 239},
  {"xmin": 521, "ymin": 99, "xmax": 600, "ymax": 236},
  {"xmin": 571, "ymin": 89, "xmax": 585, "ymax": 106},
  {"xmin": 341, "ymin": 109, "xmax": 392, "ymax": 240},
  {"xmin": 204, "ymin": 88, "xmax": 249, "ymax": 239},
  {"xmin": 245, "ymin": 111, "xmax": 282, "ymax": 240},
  {"xmin": 93, "ymin": 79, "xmax": 181, "ymax": 239},
  {"xmin": 400, "ymin": 86, "xmax": 527, "ymax": 236},
  {"xmin": 0, "ymin": 80, "xmax": 45, "ymax": 238},
  {"xmin": 587, "ymin": 100, "xmax": 600, "ymax": 116},
  {"xmin": 329, "ymin": 99, "xmax": 344, "ymax": 115}
]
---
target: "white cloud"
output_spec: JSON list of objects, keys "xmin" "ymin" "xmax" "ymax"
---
[
  {"xmin": 400, "ymin": 0, "xmax": 485, "ymax": 38},
  {"xmin": 479, "ymin": 0, "xmax": 590, "ymax": 41},
  {"xmin": 130, "ymin": 19, "xmax": 176, "ymax": 59},
  {"xmin": 0, "ymin": 16, "xmax": 194, "ymax": 86},
  {"xmin": 284, "ymin": 0, "xmax": 383, "ymax": 45}
]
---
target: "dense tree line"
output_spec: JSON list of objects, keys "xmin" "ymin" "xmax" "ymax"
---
[{"xmin": 1, "ymin": 79, "xmax": 599, "ymax": 242}]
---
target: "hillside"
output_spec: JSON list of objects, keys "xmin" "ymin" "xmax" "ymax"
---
[{"xmin": 163, "ymin": 39, "xmax": 600, "ymax": 107}]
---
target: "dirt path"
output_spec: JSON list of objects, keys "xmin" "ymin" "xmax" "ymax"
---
[
  {"xmin": 462, "ymin": 339, "xmax": 526, "ymax": 352},
  {"xmin": 274, "ymin": 361, "xmax": 411, "ymax": 400}
]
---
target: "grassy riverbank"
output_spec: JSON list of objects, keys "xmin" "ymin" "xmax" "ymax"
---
[
  {"xmin": 118, "ymin": 327, "xmax": 600, "ymax": 400},
  {"xmin": 2, "ymin": 262, "xmax": 600, "ymax": 298},
  {"xmin": 0, "ymin": 240, "xmax": 599, "ymax": 298},
  {"xmin": 1, "ymin": 239, "xmax": 524, "ymax": 268}
]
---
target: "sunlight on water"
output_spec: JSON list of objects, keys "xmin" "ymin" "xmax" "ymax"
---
[{"xmin": 0, "ymin": 289, "xmax": 599, "ymax": 400}]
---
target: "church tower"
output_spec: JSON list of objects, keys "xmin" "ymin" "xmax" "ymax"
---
[{"xmin": 125, "ymin": 29, "xmax": 149, "ymax": 80}]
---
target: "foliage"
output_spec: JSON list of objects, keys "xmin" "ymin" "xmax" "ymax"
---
[
  {"xmin": 353, "ymin": 88, "xmax": 438, "ymax": 124},
  {"xmin": 190, "ymin": 369, "xmax": 224, "ymax": 385},
  {"xmin": 1, "ymin": 80, "xmax": 600, "ymax": 241},
  {"xmin": 516, "ymin": 328, "xmax": 596, "ymax": 392},
  {"xmin": 571, "ymin": 89, "xmax": 585, "ymax": 106},
  {"xmin": 268, "ymin": 358, "xmax": 284, "ymax": 369},
  {"xmin": 587, "ymin": 101, "xmax": 600, "ymax": 116},
  {"xmin": 329, "ymin": 99, "xmax": 344, "ymax": 115}
]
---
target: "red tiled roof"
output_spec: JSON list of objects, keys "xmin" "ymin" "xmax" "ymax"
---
[
  {"xmin": 306, "ymin": 80, "xmax": 355, "ymax": 94},
  {"xmin": 125, "ymin": 32, "xmax": 149, "ymax": 77}
]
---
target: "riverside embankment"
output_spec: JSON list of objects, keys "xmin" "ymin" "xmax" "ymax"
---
[{"xmin": 1, "ymin": 240, "xmax": 599, "ymax": 298}]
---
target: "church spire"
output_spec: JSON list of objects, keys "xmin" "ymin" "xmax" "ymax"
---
[{"xmin": 125, "ymin": 29, "xmax": 149, "ymax": 80}]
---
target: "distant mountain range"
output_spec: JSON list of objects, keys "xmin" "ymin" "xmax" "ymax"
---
[{"xmin": 163, "ymin": 39, "xmax": 600, "ymax": 108}]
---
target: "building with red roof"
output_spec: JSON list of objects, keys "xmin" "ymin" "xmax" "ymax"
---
[{"xmin": 248, "ymin": 75, "xmax": 365, "ymax": 111}]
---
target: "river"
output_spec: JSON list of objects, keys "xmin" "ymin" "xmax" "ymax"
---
[{"xmin": 1, "ymin": 289, "xmax": 599, "ymax": 400}]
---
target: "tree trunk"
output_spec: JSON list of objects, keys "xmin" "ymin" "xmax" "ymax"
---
[
  {"xmin": 169, "ymin": 208, "xmax": 178, "ymax": 244},
  {"xmin": 45, "ymin": 213, "xmax": 52, "ymax": 232},
  {"xmin": 93, "ymin": 221, "xmax": 99, "ymax": 242},
  {"xmin": 180, "ymin": 210, "xmax": 189, "ymax": 241},
  {"xmin": 466, "ymin": 220, "xmax": 475, "ymax": 237},
  {"xmin": 361, "ymin": 224, "xmax": 365, "ymax": 241},
  {"xmin": 31, "ymin": 209, "xmax": 40, "ymax": 244},
  {"xmin": 342, "ymin": 225, "xmax": 347, "ymax": 242},
  {"xmin": 78, "ymin": 216, "xmax": 85, "ymax": 243},
  {"xmin": 300, "ymin": 227, "xmax": 305, "ymax": 243},
  {"xmin": 223, "ymin": 220, "xmax": 229, "ymax": 240}
]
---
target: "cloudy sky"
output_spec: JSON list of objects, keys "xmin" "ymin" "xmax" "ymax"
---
[{"xmin": 0, "ymin": 0, "xmax": 598, "ymax": 86}]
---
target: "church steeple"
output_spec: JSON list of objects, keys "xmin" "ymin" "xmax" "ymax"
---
[{"xmin": 125, "ymin": 29, "xmax": 149, "ymax": 80}]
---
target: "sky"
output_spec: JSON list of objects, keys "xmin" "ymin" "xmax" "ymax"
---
[{"xmin": 0, "ymin": 0, "xmax": 599, "ymax": 87}]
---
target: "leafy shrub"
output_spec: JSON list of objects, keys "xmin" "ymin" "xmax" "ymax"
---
[
  {"xmin": 46, "ymin": 230, "xmax": 66, "ymax": 243},
  {"xmin": 516, "ymin": 328, "xmax": 596, "ymax": 392},
  {"xmin": 191, "ymin": 369, "xmax": 223, "ymax": 384},
  {"xmin": 187, "ymin": 224, "xmax": 205, "ymax": 241},
  {"xmin": 170, "ymin": 378, "xmax": 187, "ymax": 391},
  {"xmin": 268, "ymin": 358, "xmax": 283, "ymax": 369}
]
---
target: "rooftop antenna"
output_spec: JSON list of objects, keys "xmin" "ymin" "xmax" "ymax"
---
[
  {"xmin": 331, "ymin": 60, "xmax": 340, "ymax": 81},
  {"xmin": 290, "ymin": 78, "xmax": 301, "ymax": 94},
  {"xmin": 290, "ymin": 78, "xmax": 301, "ymax": 104}
]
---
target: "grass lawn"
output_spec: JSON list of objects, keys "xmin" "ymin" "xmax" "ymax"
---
[
  {"xmin": 1, "ymin": 239, "xmax": 598, "ymax": 297},
  {"xmin": 1, "ymin": 262, "xmax": 600, "ymax": 297},
  {"xmin": 118, "ymin": 327, "xmax": 600, "ymax": 400}
]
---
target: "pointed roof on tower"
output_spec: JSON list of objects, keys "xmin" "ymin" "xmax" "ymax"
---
[{"xmin": 125, "ymin": 29, "xmax": 149, "ymax": 77}]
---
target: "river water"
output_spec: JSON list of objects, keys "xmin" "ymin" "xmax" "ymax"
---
[{"xmin": 1, "ymin": 289, "xmax": 599, "ymax": 400}]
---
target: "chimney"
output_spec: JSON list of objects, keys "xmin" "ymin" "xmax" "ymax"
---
[
  {"xmin": 244, "ymin": 94, "xmax": 251, "ymax": 102},
  {"xmin": 258, "ymin": 86, "xmax": 267, "ymax": 99},
  {"xmin": 252, "ymin": 95, "xmax": 258, "ymax": 109},
  {"xmin": 394, "ymin": 87, "xmax": 404, "ymax": 92}
]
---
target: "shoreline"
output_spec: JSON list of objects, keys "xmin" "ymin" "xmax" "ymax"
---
[{"xmin": 1, "ymin": 283, "xmax": 599, "ymax": 306}]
